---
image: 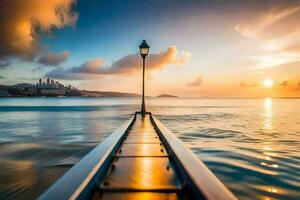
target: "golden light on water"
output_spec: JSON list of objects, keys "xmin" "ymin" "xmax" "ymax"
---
[
  {"xmin": 263, "ymin": 98, "xmax": 273, "ymax": 130},
  {"xmin": 260, "ymin": 145, "xmax": 280, "ymax": 170},
  {"xmin": 265, "ymin": 156, "xmax": 271, "ymax": 161},
  {"xmin": 267, "ymin": 188, "xmax": 278, "ymax": 193},
  {"xmin": 261, "ymin": 185, "xmax": 286, "ymax": 199},
  {"xmin": 260, "ymin": 98, "xmax": 280, "ymax": 172},
  {"xmin": 263, "ymin": 152, "xmax": 278, "ymax": 157}
]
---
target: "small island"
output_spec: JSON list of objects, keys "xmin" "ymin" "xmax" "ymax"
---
[{"xmin": 157, "ymin": 94, "xmax": 178, "ymax": 98}]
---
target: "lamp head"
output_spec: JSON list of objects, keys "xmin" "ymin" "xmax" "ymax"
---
[{"xmin": 139, "ymin": 40, "xmax": 150, "ymax": 58}]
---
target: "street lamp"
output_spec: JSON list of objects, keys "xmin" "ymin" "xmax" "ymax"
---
[{"xmin": 139, "ymin": 40, "xmax": 150, "ymax": 116}]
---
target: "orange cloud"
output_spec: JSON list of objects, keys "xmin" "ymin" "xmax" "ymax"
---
[
  {"xmin": 235, "ymin": 6, "xmax": 300, "ymax": 39},
  {"xmin": 187, "ymin": 76, "xmax": 202, "ymax": 87},
  {"xmin": 38, "ymin": 50, "xmax": 69, "ymax": 66},
  {"xmin": 235, "ymin": 4, "xmax": 300, "ymax": 71},
  {"xmin": 0, "ymin": 0, "xmax": 77, "ymax": 60},
  {"xmin": 46, "ymin": 46, "xmax": 191, "ymax": 79}
]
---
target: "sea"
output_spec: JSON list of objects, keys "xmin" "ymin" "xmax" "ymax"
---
[{"xmin": 0, "ymin": 97, "xmax": 299, "ymax": 200}]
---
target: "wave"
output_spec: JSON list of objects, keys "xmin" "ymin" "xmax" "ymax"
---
[
  {"xmin": 157, "ymin": 113, "xmax": 237, "ymax": 122},
  {"xmin": 194, "ymin": 149, "xmax": 300, "ymax": 200}
]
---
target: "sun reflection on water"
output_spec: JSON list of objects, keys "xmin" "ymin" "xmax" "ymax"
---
[
  {"xmin": 260, "ymin": 145, "xmax": 282, "ymax": 200},
  {"xmin": 263, "ymin": 98, "xmax": 273, "ymax": 130},
  {"xmin": 260, "ymin": 146, "xmax": 279, "ymax": 169},
  {"xmin": 260, "ymin": 98, "xmax": 280, "ymax": 200},
  {"xmin": 259, "ymin": 185, "xmax": 285, "ymax": 200}
]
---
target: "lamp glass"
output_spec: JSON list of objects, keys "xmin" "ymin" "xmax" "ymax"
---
[
  {"xmin": 139, "ymin": 40, "xmax": 150, "ymax": 57},
  {"xmin": 140, "ymin": 47, "xmax": 149, "ymax": 56}
]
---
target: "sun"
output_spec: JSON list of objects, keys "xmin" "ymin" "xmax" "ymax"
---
[{"xmin": 263, "ymin": 79, "xmax": 274, "ymax": 88}]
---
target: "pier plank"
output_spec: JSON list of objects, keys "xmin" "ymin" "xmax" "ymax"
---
[
  {"xmin": 98, "ymin": 114, "xmax": 182, "ymax": 199},
  {"xmin": 100, "ymin": 157, "xmax": 180, "ymax": 190},
  {"xmin": 117, "ymin": 143, "xmax": 167, "ymax": 157},
  {"xmin": 92, "ymin": 192, "xmax": 181, "ymax": 200}
]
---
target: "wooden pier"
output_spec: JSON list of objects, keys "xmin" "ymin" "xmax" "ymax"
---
[
  {"xmin": 93, "ymin": 114, "xmax": 182, "ymax": 199},
  {"xmin": 39, "ymin": 113, "xmax": 237, "ymax": 200}
]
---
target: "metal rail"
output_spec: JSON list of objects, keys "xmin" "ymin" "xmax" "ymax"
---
[
  {"xmin": 38, "ymin": 116, "xmax": 135, "ymax": 200},
  {"xmin": 151, "ymin": 115, "xmax": 237, "ymax": 200}
]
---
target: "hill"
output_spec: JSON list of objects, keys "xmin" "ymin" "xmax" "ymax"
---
[{"xmin": 157, "ymin": 94, "xmax": 178, "ymax": 98}]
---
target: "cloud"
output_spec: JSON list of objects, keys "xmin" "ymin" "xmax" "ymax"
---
[
  {"xmin": 234, "ymin": 4, "xmax": 300, "ymax": 70},
  {"xmin": 239, "ymin": 82, "xmax": 259, "ymax": 87},
  {"xmin": 279, "ymin": 80, "xmax": 288, "ymax": 86},
  {"xmin": 0, "ymin": 60, "xmax": 11, "ymax": 69},
  {"xmin": 46, "ymin": 46, "xmax": 191, "ymax": 79},
  {"xmin": 38, "ymin": 50, "xmax": 69, "ymax": 66},
  {"xmin": 0, "ymin": 0, "xmax": 77, "ymax": 61},
  {"xmin": 235, "ymin": 6, "xmax": 300, "ymax": 39},
  {"xmin": 70, "ymin": 59, "xmax": 105, "ymax": 74},
  {"xmin": 187, "ymin": 76, "xmax": 202, "ymax": 87},
  {"xmin": 45, "ymin": 68, "xmax": 88, "ymax": 80},
  {"xmin": 284, "ymin": 44, "xmax": 300, "ymax": 52}
]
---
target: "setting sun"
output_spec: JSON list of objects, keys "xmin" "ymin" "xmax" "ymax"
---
[{"xmin": 263, "ymin": 79, "xmax": 274, "ymax": 88}]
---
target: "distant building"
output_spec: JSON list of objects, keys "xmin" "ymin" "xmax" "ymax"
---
[
  {"xmin": 37, "ymin": 78, "xmax": 66, "ymax": 96},
  {"xmin": 25, "ymin": 87, "xmax": 38, "ymax": 96},
  {"xmin": 3, "ymin": 78, "xmax": 78, "ymax": 97},
  {"xmin": 14, "ymin": 83, "xmax": 35, "ymax": 90},
  {"xmin": 8, "ymin": 78, "xmax": 77, "ymax": 96},
  {"xmin": 58, "ymin": 83, "xmax": 64, "ymax": 89}
]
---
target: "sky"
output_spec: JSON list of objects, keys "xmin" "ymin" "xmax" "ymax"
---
[{"xmin": 0, "ymin": 0, "xmax": 300, "ymax": 97}]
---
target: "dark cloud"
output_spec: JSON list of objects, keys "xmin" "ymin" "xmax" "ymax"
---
[
  {"xmin": 0, "ymin": 0, "xmax": 77, "ymax": 61},
  {"xmin": 45, "ymin": 68, "xmax": 89, "ymax": 80},
  {"xmin": 38, "ymin": 50, "xmax": 69, "ymax": 66},
  {"xmin": 279, "ymin": 80, "xmax": 288, "ymax": 86},
  {"xmin": 187, "ymin": 76, "xmax": 202, "ymax": 87},
  {"xmin": 46, "ymin": 46, "xmax": 191, "ymax": 80},
  {"xmin": 0, "ymin": 60, "xmax": 11, "ymax": 69}
]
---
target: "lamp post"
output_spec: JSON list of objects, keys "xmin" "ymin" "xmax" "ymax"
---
[{"xmin": 139, "ymin": 40, "xmax": 150, "ymax": 116}]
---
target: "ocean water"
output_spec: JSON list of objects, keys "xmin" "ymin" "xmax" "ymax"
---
[{"xmin": 0, "ymin": 97, "xmax": 299, "ymax": 199}]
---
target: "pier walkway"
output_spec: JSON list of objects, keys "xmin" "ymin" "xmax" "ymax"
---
[
  {"xmin": 92, "ymin": 114, "xmax": 183, "ymax": 199},
  {"xmin": 39, "ymin": 112, "xmax": 237, "ymax": 200}
]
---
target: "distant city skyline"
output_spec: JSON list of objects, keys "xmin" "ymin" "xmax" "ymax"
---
[{"xmin": 0, "ymin": 0, "xmax": 300, "ymax": 97}]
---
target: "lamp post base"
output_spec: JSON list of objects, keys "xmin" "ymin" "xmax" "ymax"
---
[{"xmin": 141, "ymin": 103, "xmax": 146, "ymax": 116}]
